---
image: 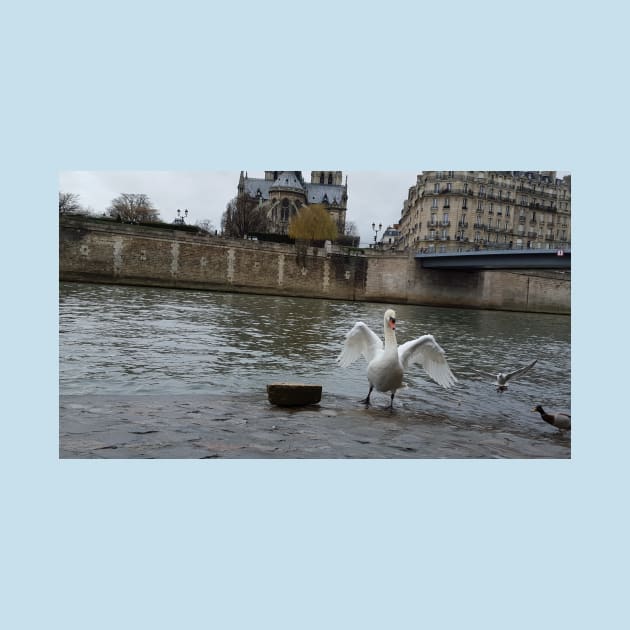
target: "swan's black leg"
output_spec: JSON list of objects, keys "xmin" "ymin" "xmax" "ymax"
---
[
  {"xmin": 390, "ymin": 391, "xmax": 395, "ymax": 409},
  {"xmin": 360, "ymin": 385, "xmax": 373, "ymax": 406}
]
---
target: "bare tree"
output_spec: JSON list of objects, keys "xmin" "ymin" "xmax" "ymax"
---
[
  {"xmin": 195, "ymin": 219, "xmax": 215, "ymax": 234},
  {"xmin": 344, "ymin": 220, "xmax": 359, "ymax": 237},
  {"xmin": 221, "ymin": 196, "xmax": 269, "ymax": 238},
  {"xmin": 59, "ymin": 192, "xmax": 82, "ymax": 214},
  {"xmin": 107, "ymin": 193, "xmax": 160, "ymax": 223}
]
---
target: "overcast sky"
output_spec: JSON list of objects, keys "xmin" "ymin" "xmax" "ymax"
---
[
  {"xmin": 59, "ymin": 171, "xmax": 418, "ymax": 246},
  {"xmin": 59, "ymin": 170, "xmax": 569, "ymax": 247}
]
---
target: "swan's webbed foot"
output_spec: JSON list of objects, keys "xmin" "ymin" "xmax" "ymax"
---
[{"xmin": 360, "ymin": 385, "xmax": 374, "ymax": 406}]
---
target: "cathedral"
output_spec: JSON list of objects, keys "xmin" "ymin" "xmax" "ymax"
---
[{"xmin": 237, "ymin": 171, "xmax": 348, "ymax": 235}]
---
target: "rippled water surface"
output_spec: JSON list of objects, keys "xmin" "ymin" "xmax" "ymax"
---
[{"xmin": 60, "ymin": 282, "xmax": 571, "ymax": 454}]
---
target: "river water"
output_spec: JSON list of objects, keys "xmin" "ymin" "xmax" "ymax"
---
[{"xmin": 59, "ymin": 282, "xmax": 571, "ymax": 458}]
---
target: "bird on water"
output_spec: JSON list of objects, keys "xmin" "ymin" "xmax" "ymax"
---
[
  {"xmin": 472, "ymin": 359, "xmax": 537, "ymax": 393},
  {"xmin": 337, "ymin": 308, "xmax": 457, "ymax": 408},
  {"xmin": 532, "ymin": 404, "xmax": 571, "ymax": 431}
]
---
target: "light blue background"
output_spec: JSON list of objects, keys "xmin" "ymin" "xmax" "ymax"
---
[{"xmin": 2, "ymin": 0, "xmax": 627, "ymax": 628}]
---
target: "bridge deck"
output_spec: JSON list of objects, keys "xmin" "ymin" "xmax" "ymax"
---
[{"xmin": 415, "ymin": 248, "xmax": 570, "ymax": 269}]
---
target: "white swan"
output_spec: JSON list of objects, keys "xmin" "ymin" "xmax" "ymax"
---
[
  {"xmin": 337, "ymin": 308, "xmax": 457, "ymax": 407},
  {"xmin": 472, "ymin": 359, "xmax": 537, "ymax": 393}
]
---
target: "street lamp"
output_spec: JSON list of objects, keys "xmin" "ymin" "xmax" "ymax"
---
[
  {"xmin": 175, "ymin": 208, "xmax": 188, "ymax": 224},
  {"xmin": 372, "ymin": 222, "xmax": 382, "ymax": 248}
]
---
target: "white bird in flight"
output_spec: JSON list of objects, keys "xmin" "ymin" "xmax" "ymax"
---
[
  {"xmin": 337, "ymin": 308, "xmax": 457, "ymax": 408},
  {"xmin": 472, "ymin": 359, "xmax": 537, "ymax": 393}
]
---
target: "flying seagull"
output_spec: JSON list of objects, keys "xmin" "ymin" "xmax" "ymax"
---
[{"xmin": 472, "ymin": 359, "xmax": 537, "ymax": 393}]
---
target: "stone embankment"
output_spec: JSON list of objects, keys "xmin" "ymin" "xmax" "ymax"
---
[{"xmin": 59, "ymin": 215, "xmax": 570, "ymax": 314}]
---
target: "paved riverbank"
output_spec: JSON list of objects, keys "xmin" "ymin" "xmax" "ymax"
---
[{"xmin": 60, "ymin": 393, "xmax": 570, "ymax": 459}]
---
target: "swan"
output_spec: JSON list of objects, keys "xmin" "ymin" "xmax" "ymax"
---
[
  {"xmin": 532, "ymin": 405, "xmax": 571, "ymax": 431},
  {"xmin": 472, "ymin": 359, "xmax": 537, "ymax": 393},
  {"xmin": 337, "ymin": 308, "xmax": 457, "ymax": 408}
]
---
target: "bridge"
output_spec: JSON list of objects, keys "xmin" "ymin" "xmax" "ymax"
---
[{"xmin": 415, "ymin": 247, "xmax": 571, "ymax": 270}]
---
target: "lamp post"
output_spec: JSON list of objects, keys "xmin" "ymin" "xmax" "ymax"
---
[
  {"xmin": 372, "ymin": 222, "xmax": 382, "ymax": 248},
  {"xmin": 175, "ymin": 208, "xmax": 188, "ymax": 224}
]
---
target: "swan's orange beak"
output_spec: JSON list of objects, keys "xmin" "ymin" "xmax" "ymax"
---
[{"xmin": 389, "ymin": 318, "xmax": 396, "ymax": 330}]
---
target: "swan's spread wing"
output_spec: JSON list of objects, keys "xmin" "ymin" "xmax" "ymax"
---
[
  {"xmin": 337, "ymin": 322, "xmax": 382, "ymax": 367},
  {"xmin": 398, "ymin": 334, "xmax": 457, "ymax": 388},
  {"xmin": 504, "ymin": 359, "xmax": 537, "ymax": 382}
]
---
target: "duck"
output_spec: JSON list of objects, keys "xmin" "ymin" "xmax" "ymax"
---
[
  {"xmin": 472, "ymin": 359, "xmax": 537, "ymax": 393},
  {"xmin": 532, "ymin": 404, "xmax": 571, "ymax": 430},
  {"xmin": 337, "ymin": 308, "xmax": 457, "ymax": 408}
]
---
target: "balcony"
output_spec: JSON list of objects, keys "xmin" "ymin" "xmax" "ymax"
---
[
  {"xmin": 441, "ymin": 221, "xmax": 451, "ymax": 227},
  {"xmin": 527, "ymin": 231, "xmax": 538, "ymax": 239},
  {"xmin": 458, "ymin": 221, "xmax": 468, "ymax": 228}
]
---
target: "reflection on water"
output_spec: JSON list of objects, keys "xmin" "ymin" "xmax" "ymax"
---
[{"xmin": 60, "ymin": 282, "xmax": 571, "ymax": 443}]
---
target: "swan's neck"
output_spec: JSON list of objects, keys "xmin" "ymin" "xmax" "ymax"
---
[{"xmin": 383, "ymin": 326, "xmax": 397, "ymax": 352}]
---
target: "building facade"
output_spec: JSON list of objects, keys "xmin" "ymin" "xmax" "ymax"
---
[
  {"xmin": 397, "ymin": 171, "xmax": 571, "ymax": 252},
  {"xmin": 237, "ymin": 171, "xmax": 348, "ymax": 235}
]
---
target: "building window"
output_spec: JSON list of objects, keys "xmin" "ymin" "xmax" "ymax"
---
[
  {"xmin": 434, "ymin": 183, "xmax": 440, "ymax": 193},
  {"xmin": 319, "ymin": 173, "xmax": 324, "ymax": 184},
  {"xmin": 477, "ymin": 200, "xmax": 483, "ymax": 210},
  {"xmin": 505, "ymin": 206, "xmax": 510, "ymax": 217},
  {"xmin": 447, "ymin": 182, "xmax": 452, "ymax": 192},
  {"xmin": 328, "ymin": 173, "xmax": 333, "ymax": 184},
  {"xmin": 432, "ymin": 198, "xmax": 438, "ymax": 209},
  {"xmin": 281, "ymin": 198, "xmax": 290, "ymax": 221},
  {"xmin": 442, "ymin": 212, "xmax": 449, "ymax": 225}
]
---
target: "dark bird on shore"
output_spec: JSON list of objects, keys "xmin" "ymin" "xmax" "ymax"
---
[
  {"xmin": 337, "ymin": 308, "xmax": 457, "ymax": 408},
  {"xmin": 532, "ymin": 405, "xmax": 571, "ymax": 431},
  {"xmin": 473, "ymin": 359, "xmax": 537, "ymax": 393}
]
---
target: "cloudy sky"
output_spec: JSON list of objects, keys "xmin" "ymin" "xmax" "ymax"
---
[
  {"xmin": 59, "ymin": 170, "xmax": 418, "ymax": 246},
  {"xmin": 59, "ymin": 170, "xmax": 570, "ymax": 246}
]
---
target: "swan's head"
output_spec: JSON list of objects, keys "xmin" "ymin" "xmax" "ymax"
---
[{"xmin": 384, "ymin": 308, "xmax": 397, "ymax": 331}]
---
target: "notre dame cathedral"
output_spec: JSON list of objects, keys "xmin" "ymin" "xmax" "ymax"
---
[{"xmin": 237, "ymin": 171, "xmax": 348, "ymax": 235}]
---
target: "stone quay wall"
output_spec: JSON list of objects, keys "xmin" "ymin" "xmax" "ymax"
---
[{"xmin": 59, "ymin": 216, "xmax": 570, "ymax": 314}]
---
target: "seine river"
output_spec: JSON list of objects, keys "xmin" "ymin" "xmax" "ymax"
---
[{"xmin": 59, "ymin": 282, "xmax": 571, "ymax": 458}]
